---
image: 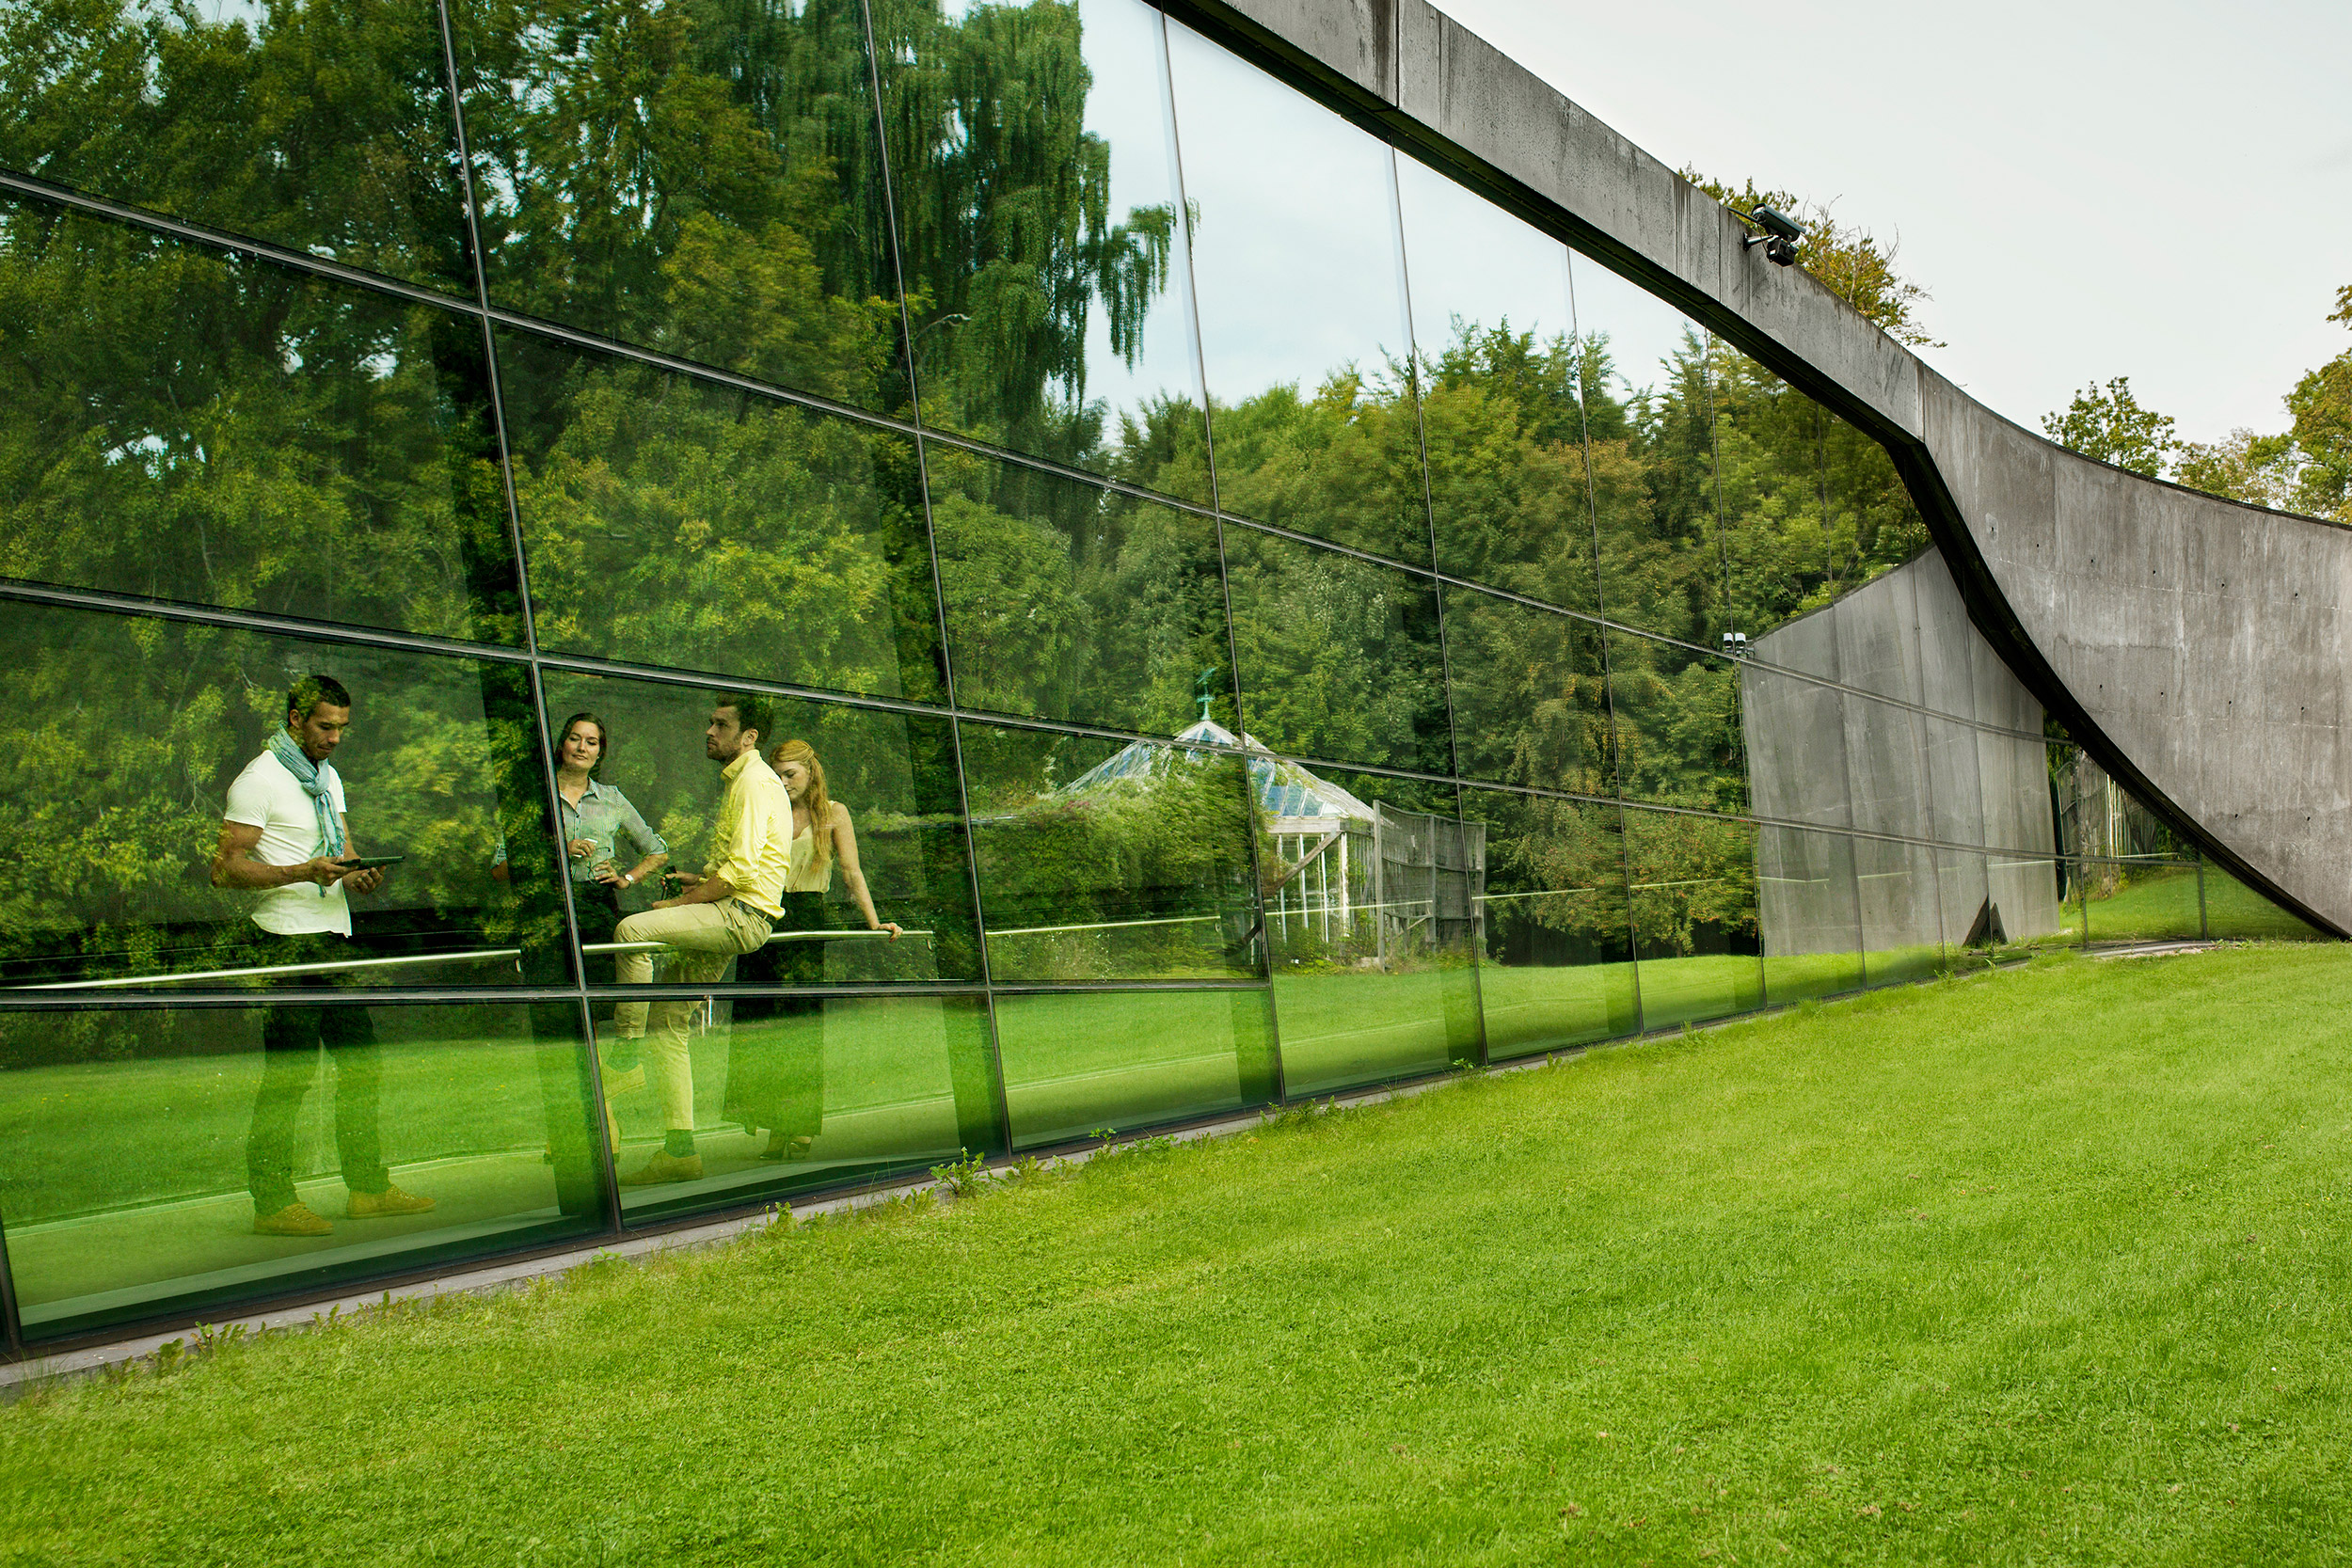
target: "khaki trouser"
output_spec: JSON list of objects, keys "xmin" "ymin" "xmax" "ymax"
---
[{"xmin": 612, "ymin": 899, "xmax": 773, "ymax": 1132}]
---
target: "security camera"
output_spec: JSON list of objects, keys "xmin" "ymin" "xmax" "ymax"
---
[{"xmin": 1741, "ymin": 203, "xmax": 1801, "ymax": 267}]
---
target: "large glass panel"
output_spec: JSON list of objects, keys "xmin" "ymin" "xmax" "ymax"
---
[
  {"xmin": 1973, "ymin": 699, "xmax": 2067, "ymax": 943},
  {"xmin": 1573, "ymin": 257, "xmax": 1720, "ymax": 644},
  {"xmin": 452, "ymin": 0, "xmax": 906, "ymax": 413},
  {"xmin": 603, "ymin": 994, "xmax": 1000, "ymax": 1224},
  {"xmin": 1624, "ymin": 806, "xmax": 1760, "ymax": 1029},
  {"xmin": 925, "ymin": 444, "xmax": 1233, "ymax": 734},
  {"xmin": 1224, "ymin": 525, "xmax": 1453, "ymax": 777},
  {"xmin": 0, "ymin": 0, "xmax": 471, "ymax": 291},
  {"xmin": 1854, "ymin": 834, "xmax": 1944, "ymax": 985},
  {"xmin": 1738, "ymin": 661, "xmax": 1849, "ymax": 844},
  {"xmin": 1947, "ymin": 847, "xmax": 2068, "ymax": 953},
  {"xmin": 1834, "ymin": 687, "xmax": 1943, "ymax": 983},
  {"xmin": 2056, "ymin": 748, "xmax": 2214, "ymax": 945},
  {"xmin": 1756, "ymin": 824, "xmax": 1863, "ymax": 1004},
  {"xmin": 0, "ymin": 602, "xmax": 570, "ymax": 991},
  {"xmin": 1710, "ymin": 348, "xmax": 1931, "ymax": 658},
  {"xmin": 496, "ymin": 325, "xmax": 945, "ymax": 703},
  {"xmin": 2201, "ymin": 865, "xmax": 2331, "ymax": 942},
  {"xmin": 961, "ymin": 720, "xmax": 1260, "ymax": 981},
  {"xmin": 536, "ymin": 672, "xmax": 978, "ymax": 989},
  {"xmin": 1395, "ymin": 157, "xmax": 1596, "ymax": 611},
  {"xmin": 1443, "ymin": 586, "xmax": 1610, "ymax": 792},
  {"xmin": 993, "ymin": 987, "xmax": 1275, "ymax": 1148},
  {"xmin": 878, "ymin": 0, "xmax": 1207, "ymax": 489},
  {"xmin": 1164, "ymin": 20, "xmax": 1427, "ymax": 562},
  {"xmin": 1608, "ymin": 627, "xmax": 1746, "ymax": 815},
  {"xmin": 1265, "ymin": 766, "xmax": 1479, "ymax": 1096},
  {"xmin": 2079, "ymin": 857, "xmax": 2208, "ymax": 945},
  {"xmin": 0, "ymin": 999, "xmax": 607, "ymax": 1344},
  {"xmin": 0, "ymin": 193, "xmax": 521, "ymax": 643},
  {"xmin": 1911, "ymin": 547, "xmax": 1985, "ymax": 725},
  {"xmin": 1458, "ymin": 786, "xmax": 1636, "ymax": 1059}
]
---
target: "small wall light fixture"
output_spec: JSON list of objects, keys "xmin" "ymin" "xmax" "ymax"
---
[
  {"xmin": 1721, "ymin": 630, "xmax": 1750, "ymax": 658},
  {"xmin": 1742, "ymin": 204, "xmax": 1801, "ymax": 267}
]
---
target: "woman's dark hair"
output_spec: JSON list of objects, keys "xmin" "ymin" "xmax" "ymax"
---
[{"xmin": 555, "ymin": 711, "xmax": 612, "ymax": 778}]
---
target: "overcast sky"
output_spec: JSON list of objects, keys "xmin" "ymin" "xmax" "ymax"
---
[{"xmin": 1426, "ymin": 0, "xmax": 2352, "ymax": 446}]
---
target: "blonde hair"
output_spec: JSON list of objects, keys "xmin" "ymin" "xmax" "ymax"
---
[{"xmin": 767, "ymin": 738, "xmax": 834, "ymax": 874}]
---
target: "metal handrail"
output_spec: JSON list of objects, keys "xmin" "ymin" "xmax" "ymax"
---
[
  {"xmin": 1474, "ymin": 888, "xmax": 1596, "ymax": 901},
  {"xmin": 19, "ymin": 927, "xmax": 938, "ymax": 990},
  {"xmin": 986, "ymin": 914, "xmax": 1221, "ymax": 938}
]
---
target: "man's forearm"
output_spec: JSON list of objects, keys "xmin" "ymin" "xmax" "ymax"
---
[
  {"xmin": 212, "ymin": 855, "xmax": 297, "ymax": 891},
  {"xmin": 677, "ymin": 873, "xmax": 737, "ymax": 906}
]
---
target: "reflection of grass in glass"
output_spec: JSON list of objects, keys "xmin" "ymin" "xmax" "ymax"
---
[
  {"xmin": 2201, "ymin": 869, "xmax": 2328, "ymax": 940},
  {"xmin": 1631, "ymin": 952, "xmax": 1764, "ymax": 1030},
  {"xmin": 0, "ymin": 1028, "xmax": 601, "ymax": 1339},
  {"xmin": 604, "ymin": 1001, "xmax": 976, "ymax": 1159},
  {"xmin": 0, "ymin": 1037, "xmax": 567, "ymax": 1227},
  {"xmin": 24, "ymin": 948, "xmax": 2352, "ymax": 1563},
  {"xmin": 1273, "ymin": 967, "xmax": 1475, "ymax": 1094},
  {"xmin": 2080, "ymin": 865, "xmax": 2325, "ymax": 942},
  {"xmin": 1474, "ymin": 962, "xmax": 1638, "ymax": 1059},
  {"xmin": 992, "ymin": 990, "xmax": 1271, "ymax": 1148},
  {"xmin": 1761, "ymin": 949, "xmax": 1865, "ymax": 1006}
]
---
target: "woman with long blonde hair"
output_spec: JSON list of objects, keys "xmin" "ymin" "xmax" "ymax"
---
[{"xmin": 724, "ymin": 738, "xmax": 899, "ymax": 1159}]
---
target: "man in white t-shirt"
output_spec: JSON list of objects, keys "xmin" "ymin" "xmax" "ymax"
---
[{"xmin": 211, "ymin": 673, "xmax": 435, "ymax": 1238}]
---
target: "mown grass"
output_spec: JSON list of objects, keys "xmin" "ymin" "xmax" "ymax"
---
[{"xmin": 6, "ymin": 942, "xmax": 2352, "ymax": 1565}]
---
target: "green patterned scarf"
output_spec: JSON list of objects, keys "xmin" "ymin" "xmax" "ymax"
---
[{"xmin": 269, "ymin": 728, "xmax": 348, "ymax": 895}]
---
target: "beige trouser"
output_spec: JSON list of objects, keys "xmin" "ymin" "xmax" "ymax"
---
[{"xmin": 612, "ymin": 899, "xmax": 773, "ymax": 1132}]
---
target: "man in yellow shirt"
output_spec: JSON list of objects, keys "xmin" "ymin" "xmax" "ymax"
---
[{"xmin": 608, "ymin": 693, "xmax": 793, "ymax": 1184}]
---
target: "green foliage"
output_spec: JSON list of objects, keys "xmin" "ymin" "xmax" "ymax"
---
[
  {"xmin": 2041, "ymin": 375, "xmax": 2181, "ymax": 478},
  {"xmin": 501, "ymin": 349, "xmax": 939, "ymax": 703},
  {"xmin": 971, "ymin": 759, "xmax": 1261, "ymax": 981},
  {"xmin": 2175, "ymin": 428, "xmax": 2301, "ymax": 509},
  {"xmin": 0, "ymin": 0, "xmax": 472, "ymax": 286},
  {"xmin": 2064, "ymin": 286, "xmax": 2352, "ymax": 525},
  {"xmin": 876, "ymin": 0, "xmax": 1176, "ymax": 463},
  {"xmin": 2284, "ymin": 283, "xmax": 2352, "ymax": 523},
  {"xmin": 1682, "ymin": 170, "xmax": 1941, "ymax": 349}
]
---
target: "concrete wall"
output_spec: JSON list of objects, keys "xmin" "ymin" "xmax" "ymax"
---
[
  {"xmin": 1168, "ymin": 0, "xmax": 2349, "ymax": 936},
  {"xmin": 1740, "ymin": 549, "xmax": 2062, "ymax": 954}
]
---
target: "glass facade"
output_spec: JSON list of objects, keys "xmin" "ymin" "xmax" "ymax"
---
[{"xmin": 0, "ymin": 0, "xmax": 2320, "ymax": 1352}]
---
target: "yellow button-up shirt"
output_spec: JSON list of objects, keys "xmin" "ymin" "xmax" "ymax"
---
[{"xmin": 706, "ymin": 748, "xmax": 793, "ymax": 919}]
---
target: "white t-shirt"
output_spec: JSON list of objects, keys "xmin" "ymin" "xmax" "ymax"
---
[{"xmin": 224, "ymin": 751, "xmax": 353, "ymax": 937}]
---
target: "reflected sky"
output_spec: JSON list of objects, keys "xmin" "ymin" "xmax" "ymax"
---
[
  {"xmin": 1166, "ymin": 18, "xmax": 1412, "ymax": 411},
  {"xmin": 1567, "ymin": 251, "xmax": 1705, "ymax": 403},
  {"xmin": 1396, "ymin": 154, "xmax": 1571, "ymax": 360}
]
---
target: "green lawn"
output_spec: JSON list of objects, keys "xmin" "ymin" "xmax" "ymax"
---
[{"xmin": 8, "ymin": 942, "xmax": 2352, "ymax": 1563}]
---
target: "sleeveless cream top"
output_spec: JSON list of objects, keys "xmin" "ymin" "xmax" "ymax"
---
[{"xmin": 784, "ymin": 816, "xmax": 834, "ymax": 894}]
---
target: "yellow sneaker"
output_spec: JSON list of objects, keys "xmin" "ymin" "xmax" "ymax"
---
[
  {"xmin": 347, "ymin": 1185, "xmax": 437, "ymax": 1219},
  {"xmin": 254, "ymin": 1201, "xmax": 332, "ymax": 1237},
  {"xmin": 618, "ymin": 1150, "xmax": 705, "ymax": 1185}
]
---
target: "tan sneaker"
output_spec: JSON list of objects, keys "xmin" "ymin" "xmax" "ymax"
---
[
  {"xmin": 618, "ymin": 1150, "xmax": 704, "ymax": 1185},
  {"xmin": 347, "ymin": 1185, "xmax": 437, "ymax": 1219},
  {"xmin": 254, "ymin": 1201, "xmax": 332, "ymax": 1237}
]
